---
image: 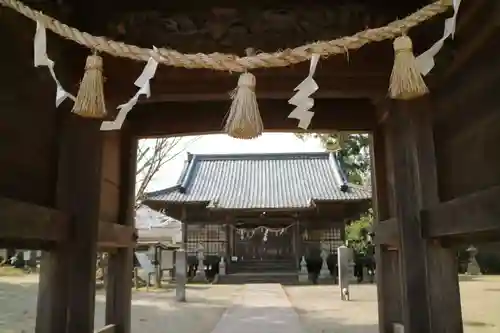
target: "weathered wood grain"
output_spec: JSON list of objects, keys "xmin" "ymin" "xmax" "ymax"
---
[{"xmin": 0, "ymin": 197, "xmax": 67, "ymax": 243}]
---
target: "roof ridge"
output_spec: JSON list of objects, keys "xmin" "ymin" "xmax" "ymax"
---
[{"xmin": 186, "ymin": 151, "xmax": 329, "ymax": 160}]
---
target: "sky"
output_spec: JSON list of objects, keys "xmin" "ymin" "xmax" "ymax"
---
[{"xmin": 144, "ymin": 133, "xmax": 325, "ymax": 192}]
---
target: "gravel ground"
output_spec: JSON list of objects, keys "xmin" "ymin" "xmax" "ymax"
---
[
  {"xmin": 0, "ymin": 275, "xmax": 242, "ymax": 333},
  {"xmin": 0, "ymin": 274, "xmax": 499, "ymax": 333},
  {"xmin": 284, "ymin": 276, "xmax": 500, "ymax": 333}
]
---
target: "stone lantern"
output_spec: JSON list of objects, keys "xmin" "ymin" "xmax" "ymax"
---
[{"xmin": 193, "ymin": 243, "xmax": 206, "ymax": 282}]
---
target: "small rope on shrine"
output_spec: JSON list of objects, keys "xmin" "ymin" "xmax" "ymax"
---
[
  {"xmin": 224, "ymin": 48, "xmax": 264, "ymax": 140},
  {"xmin": 0, "ymin": 0, "xmax": 450, "ymax": 72},
  {"xmin": 72, "ymin": 51, "xmax": 107, "ymax": 118}
]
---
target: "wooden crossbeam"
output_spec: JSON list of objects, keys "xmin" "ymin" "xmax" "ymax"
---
[
  {"xmin": 0, "ymin": 197, "xmax": 68, "ymax": 246},
  {"xmin": 375, "ymin": 186, "xmax": 500, "ymax": 245},
  {"xmin": 423, "ymin": 185, "xmax": 500, "ymax": 238},
  {"xmin": 98, "ymin": 222, "xmax": 137, "ymax": 248}
]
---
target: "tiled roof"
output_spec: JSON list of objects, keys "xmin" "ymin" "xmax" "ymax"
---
[
  {"xmin": 145, "ymin": 152, "xmax": 371, "ymax": 210},
  {"xmin": 135, "ymin": 205, "xmax": 181, "ymax": 230},
  {"xmin": 135, "ymin": 205, "xmax": 182, "ymax": 243}
]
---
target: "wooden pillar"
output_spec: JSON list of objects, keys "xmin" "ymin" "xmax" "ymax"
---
[
  {"xmin": 155, "ymin": 246, "xmax": 162, "ymax": 288},
  {"xmin": 36, "ymin": 109, "xmax": 71, "ymax": 333},
  {"xmin": 295, "ymin": 218, "xmax": 301, "ymax": 268},
  {"xmin": 370, "ymin": 125, "xmax": 403, "ymax": 333},
  {"xmin": 36, "ymin": 250, "xmax": 70, "ymax": 333},
  {"xmin": 55, "ymin": 115, "xmax": 103, "ymax": 333},
  {"xmin": 105, "ymin": 129, "xmax": 137, "ymax": 333},
  {"xmin": 386, "ymin": 98, "xmax": 462, "ymax": 333},
  {"xmin": 181, "ymin": 207, "xmax": 188, "ymax": 248},
  {"xmin": 225, "ymin": 222, "xmax": 231, "ymax": 273}
]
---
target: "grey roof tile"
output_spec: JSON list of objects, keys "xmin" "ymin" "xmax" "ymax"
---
[{"xmin": 146, "ymin": 152, "xmax": 371, "ymax": 209}]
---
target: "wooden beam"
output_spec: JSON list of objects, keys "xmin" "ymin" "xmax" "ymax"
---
[
  {"xmin": 423, "ymin": 185, "xmax": 500, "ymax": 238},
  {"xmin": 104, "ymin": 48, "xmax": 392, "ymax": 108},
  {"xmin": 386, "ymin": 98, "xmax": 463, "ymax": 333},
  {"xmin": 105, "ymin": 129, "xmax": 137, "ymax": 333},
  {"xmin": 60, "ymin": 116, "xmax": 103, "ymax": 333},
  {"xmin": 370, "ymin": 124, "xmax": 405, "ymax": 332},
  {"xmin": 373, "ymin": 218, "xmax": 398, "ymax": 247},
  {"xmin": 442, "ymin": 1, "xmax": 500, "ymax": 81},
  {"xmin": 98, "ymin": 222, "xmax": 137, "ymax": 248},
  {"xmin": 370, "ymin": 185, "xmax": 500, "ymax": 244},
  {"xmin": 129, "ymin": 99, "xmax": 377, "ymax": 137},
  {"xmin": 0, "ymin": 197, "xmax": 68, "ymax": 244}
]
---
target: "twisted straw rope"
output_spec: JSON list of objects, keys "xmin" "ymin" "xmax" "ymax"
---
[{"xmin": 0, "ymin": 0, "xmax": 450, "ymax": 72}]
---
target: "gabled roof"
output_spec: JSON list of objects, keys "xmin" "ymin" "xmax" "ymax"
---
[
  {"xmin": 135, "ymin": 205, "xmax": 182, "ymax": 243},
  {"xmin": 135, "ymin": 205, "xmax": 181, "ymax": 230},
  {"xmin": 145, "ymin": 152, "xmax": 371, "ymax": 210}
]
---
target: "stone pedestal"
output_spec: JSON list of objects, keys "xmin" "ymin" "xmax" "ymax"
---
[
  {"xmin": 319, "ymin": 244, "xmax": 331, "ymax": 279},
  {"xmin": 219, "ymin": 257, "xmax": 226, "ymax": 276},
  {"xmin": 338, "ymin": 245, "xmax": 353, "ymax": 301},
  {"xmin": 175, "ymin": 249, "xmax": 187, "ymax": 302},
  {"xmin": 298, "ymin": 256, "xmax": 309, "ymax": 283}
]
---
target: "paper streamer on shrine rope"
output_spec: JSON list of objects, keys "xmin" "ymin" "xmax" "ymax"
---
[
  {"xmin": 288, "ymin": 54, "xmax": 320, "ymax": 129},
  {"xmin": 33, "ymin": 21, "xmax": 75, "ymax": 107},
  {"xmin": 416, "ymin": 0, "xmax": 462, "ymax": 75},
  {"xmin": 100, "ymin": 49, "xmax": 159, "ymax": 131}
]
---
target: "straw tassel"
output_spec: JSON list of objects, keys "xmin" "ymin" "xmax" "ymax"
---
[
  {"xmin": 223, "ymin": 48, "xmax": 263, "ymax": 139},
  {"xmin": 72, "ymin": 52, "xmax": 107, "ymax": 118},
  {"xmin": 389, "ymin": 35, "xmax": 429, "ymax": 100},
  {"xmin": 224, "ymin": 71, "xmax": 263, "ymax": 139}
]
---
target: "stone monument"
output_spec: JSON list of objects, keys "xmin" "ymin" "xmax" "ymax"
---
[
  {"xmin": 466, "ymin": 245, "xmax": 482, "ymax": 276},
  {"xmin": 338, "ymin": 245, "xmax": 354, "ymax": 301},
  {"xmin": 298, "ymin": 256, "xmax": 309, "ymax": 283},
  {"xmin": 175, "ymin": 249, "xmax": 187, "ymax": 302},
  {"xmin": 219, "ymin": 256, "xmax": 226, "ymax": 276},
  {"xmin": 319, "ymin": 242, "xmax": 331, "ymax": 279},
  {"xmin": 193, "ymin": 243, "xmax": 207, "ymax": 282}
]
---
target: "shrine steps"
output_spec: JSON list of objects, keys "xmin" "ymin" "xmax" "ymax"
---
[
  {"xmin": 229, "ymin": 259, "xmax": 297, "ymax": 274},
  {"xmin": 217, "ymin": 272, "xmax": 299, "ymax": 285}
]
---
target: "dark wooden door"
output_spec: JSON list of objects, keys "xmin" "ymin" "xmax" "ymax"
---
[{"xmin": 234, "ymin": 228, "xmax": 293, "ymax": 260}]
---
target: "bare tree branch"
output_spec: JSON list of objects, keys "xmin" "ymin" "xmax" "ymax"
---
[{"xmin": 135, "ymin": 136, "xmax": 201, "ymax": 208}]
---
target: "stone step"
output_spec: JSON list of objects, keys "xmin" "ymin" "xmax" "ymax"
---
[
  {"xmin": 230, "ymin": 263, "xmax": 297, "ymax": 273},
  {"xmin": 218, "ymin": 272, "xmax": 300, "ymax": 285}
]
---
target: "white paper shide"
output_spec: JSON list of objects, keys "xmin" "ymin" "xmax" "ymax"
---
[
  {"xmin": 288, "ymin": 54, "xmax": 320, "ymax": 129},
  {"xmin": 416, "ymin": 0, "xmax": 462, "ymax": 76},
  {"xmin": 33, "ymin": 21, "xmax": 74, "ymax": 107},
  {"xmin": 100, "ymin": 51, "xmax": 159, "ymax": 131}
]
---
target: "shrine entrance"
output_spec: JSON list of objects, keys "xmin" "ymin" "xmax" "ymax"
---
[
  {"xmin": 1, "ymin": 0, "xmax": 499, "ymax": 332},
  {"xmin": 234, "ymin": 225, "xmax": 294, "ymax": 261}
]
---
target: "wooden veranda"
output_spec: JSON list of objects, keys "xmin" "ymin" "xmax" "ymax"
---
[{"xmin": 0, "ymin": 0, "xmax": 499, "ymax": 332}]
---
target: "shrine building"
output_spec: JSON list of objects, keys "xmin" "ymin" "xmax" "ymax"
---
[{"xmin": 144, "ymin": 151, "xmax": 371, "ymax": 280}]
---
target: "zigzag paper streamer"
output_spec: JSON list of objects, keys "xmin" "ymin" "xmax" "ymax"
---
[
  {"xmin": 288, "ymin": 54, "xmax": 320, "ymax": 129},
  {"xmin": 101, "ymin": 49, "xmax": 159, "ymax": 131},
  {"xmin": 416, "ymin": 0, "xmax": 462, "ymax": 75},
  {"xmin": 33, "ymin": 21, "xmax": 74, "ymax": 107}
]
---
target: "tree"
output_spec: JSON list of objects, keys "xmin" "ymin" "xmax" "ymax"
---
[
  {"xmin": 345, "ymin": 211, "xmax": 373, "ymax": 255},
  {"xmin": 298, "ymin": 132, "xmax": 373, "ymax": 253},
  {"xmin": 97, "ymin": 136, "xmax": 200, "ymax": 286},
  {"xmin": 135, "ymin": 136, "xmax": 200, "ymax": 208},
  {"xmin": 296, "ymin": 132, "xmax": 370, "ymax": 185}
]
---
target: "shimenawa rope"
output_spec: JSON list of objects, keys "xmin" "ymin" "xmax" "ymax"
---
[{"xmin": 0, "ymin": 0, "xmax": 450, "ymax": 72}]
